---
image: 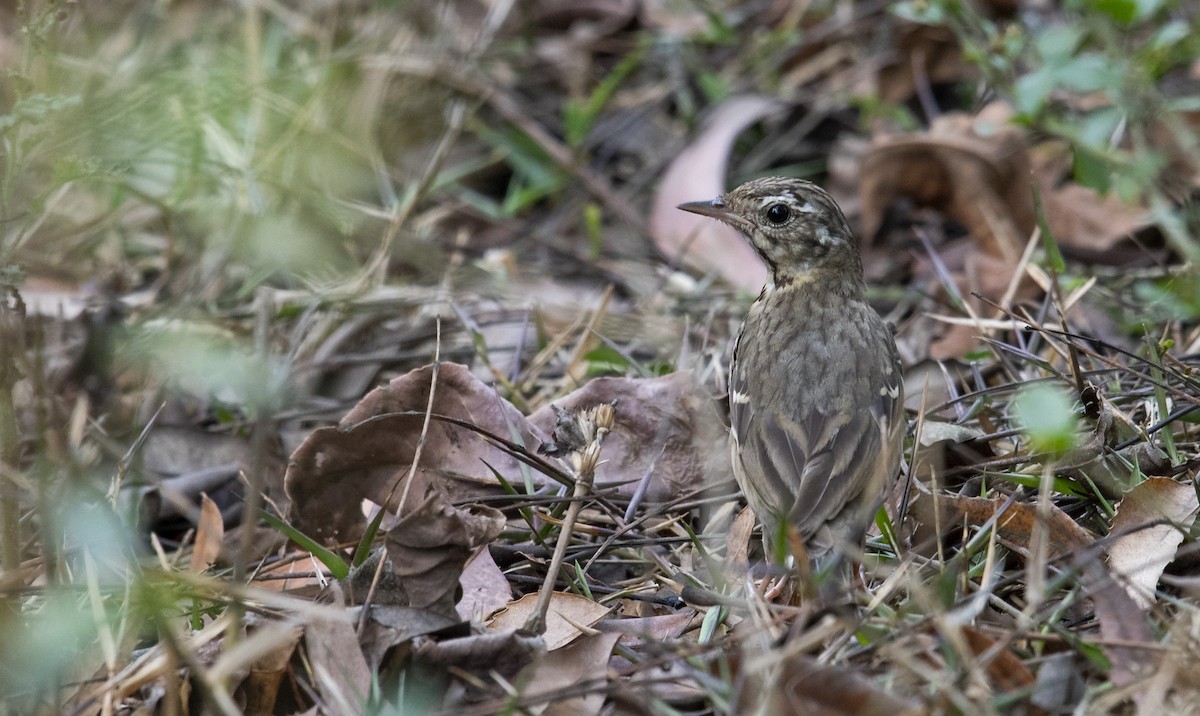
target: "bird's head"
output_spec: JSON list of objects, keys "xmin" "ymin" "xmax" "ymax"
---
[{"xmin": 677, "ymin": 177, "xmax": 863, "ymax": 288}]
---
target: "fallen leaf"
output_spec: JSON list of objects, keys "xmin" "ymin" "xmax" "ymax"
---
[
  {"xmin": 521, "ymin": 632, "xmax": 621, "ymax": 716},
  {"xmin": 909, "ymin": 484, "xmax": 1156, "ymax": 685},
  {"xmin": 356, "ymin": 604, "xmax": 461, "ymax": 667},
  {"xmin": 741, "ymin": 651, "xmax": 925, "ymax": 715},
  {"xmin": 285, "ymin": 362, "xmax": 547, "ymax": 544},
  {"xmin": 960, "ymin": 626, "xmax": 1037, "ymax": 697},
  {"xmin": 1107, "ymin": 477, "xmax": 1199, "ymax": 608},
  {"xmin": 529, "ymin": 371, "xmax": 731, "ymax": 502},
  {"xmin": 376, "ymin": 491, "xmax": 507, "ymax": 620},
  {"xmin": 238, "ymin": 619, "xmax": 303, "ymax": 715},
  {"xmin": 860, "ymin": 103, "xmax": 1035, "ymax": 260},
  {"xmin": 413, "ymin": 627, "xmax": 544, "ymax": 698},
  {"xmin": 457, "ymin": 546, "xmax": 513, "ymax": 623},
  {"xmin": 649, "ymin": 96, "xmax": 781, "ymax": 291},
  {"xmin": 595, "ymin": 611, "xmax": 697, "ymax": 645},
  {"xmin": 488, "ymin": 592, "xmax": 612, "ymax": 651},
  {"xmin": 188, "ymin": 494, "xmax": 223, "ymax": 573},
  {"xmin": 1038, "ymin": 182, "xmax": 1152, "ymax": 259},
  {"xmin": 875, "ymin": 24, "xmax": 966, "ymax": 105},
  {"xmin": 304, "ymin": 609, "xmax": 372, "ymax": 712}
]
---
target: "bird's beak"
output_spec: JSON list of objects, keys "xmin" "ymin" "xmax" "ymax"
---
[
  {"xmin": 677, "ymin": 197, "xmax": 751, "ymax": 233},
  {"xmin": 676, "ymin": 197, "xmax": 729, "ymax": 219}
]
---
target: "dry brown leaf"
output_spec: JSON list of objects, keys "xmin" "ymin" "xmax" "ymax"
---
[
  {"xmin": 960, "ymin": 626, "xmax": 1038, "ymax": 699},
  {"xmin": 1107, "ymin": 477, "xmax": 1199, "ymax": 609},
  {"xmin": 188, "ymin": 494, "xmax": 223, "ymax": 574},
  {"xmin": 304, "ymin": 609, "xmax": 372, "ymax": 712},
  {"xmin": 742, "ymin": 652, "xmax": 924, "ymax": 715},
  {"xmin": 457, "ymin": 546, "xmax": 513, "ymax": 623},
  {"xmin": 488, "ymin": 592, "xmax": 612, "ymax": 651},
  {"xmin": 285, "ymin": 362, "xmax": 546, "ymax": 544},
  {"xmin": 238, "ymin": 620, "xmax": 303, "ymax": 716},
  {"xmin": 595, "ymin": 612, "xmax": 697, "ymax": 645},
  {"xmin": 875, "ymin": 24, "xmax": 966, "ymax": 105},
  {"xmin": 529, "ymin": 371, "xmax": 731, "ymax": 501},
  {"xmin": 724, "ymin": 504, "xmax": 756, "ymax": 580},
  {"xmin": 287, "ymin": 364, "xmax": 723, "ymax": 546},
  {"xmin": 1028, "ymin": 139, "xmax": 1156, "ymax": 263},
  {"xmin": 379, "ymin": 491, "xmax": 507, "ymax": 621},
  {"xmin": 909, "ymin": 489, "xmax": 1090, "ymax": 561},
  {"xmin": 1038, "ymin": 182, "xmax": 1152, "ymax": 259},
  {"xmin": 357, "ymin": 604, "xmax": 460, "ymax": 667},
  {"xmin": 860, "ymin": 103, "xmax": 1035, "ymax": 259},
  {"xmin": 414, "ymin": 628, "xmax": 544, "ymax": 699},
  {"xmin": 649, "ymin": 96, "xmax": 780, "ymax": 291},
  {"xmin": 521, "ymin": 632, "xmax": 621, "ymax": 716}
]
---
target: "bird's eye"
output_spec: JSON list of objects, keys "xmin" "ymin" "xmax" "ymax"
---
[{"xmin": 765, "ymin": 204, "xmax": 790, "ymax": 224}]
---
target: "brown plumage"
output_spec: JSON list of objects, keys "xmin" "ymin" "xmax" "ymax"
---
[{"xmin": 679, "ymin": 177, "xmax": 904, "ymax": 564}]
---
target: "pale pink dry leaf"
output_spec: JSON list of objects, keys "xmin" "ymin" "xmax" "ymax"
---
[
  {"xmin": 528, "ymin": 371, "xmax": 731, "ymax": 501},
  {"xmin": 285, "ymin": 362, "xmax": 546, "ymax": 544},
  {"xmin": 188, "ymin": 493, "xmax": 223, "ymax": 574},
  {"xmin": 1107, "ymin": 477, "xmax": 1199, "ymax": 609},
  {"xmin": 649, "ymin": 96, "xmax": 780, "ymax": 291},
  {"xmin": 488, "ymin": 592, "xmax": 612, "ymax": 651},
  {"xmin": 457, "ymin": 546, "xmax": 513, "ymax": 623}
]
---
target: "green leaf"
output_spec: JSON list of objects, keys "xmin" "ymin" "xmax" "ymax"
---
[
  {"xmin": 1057, "ymin": 53, "xmax": 1120, "ymax": 94},
  {"xmin": 583, "ymin": 344, "xmax": 631, "ymax": 376},
  {"xmin": 563, "ymin": 48, "xmax": 643, "ymax": 147},
  {"xmin": 1035, "ymin": 25, "xmax": 1085, "ymax": 62},
  {"xmin": 1012, "ymin": 383, "xmax": 1079, "ymax": 457},
  {"xmin": 1076, "ymin": 107, "xmax": 1123, "ymax": 152},
  {"xmin": 697, "ymin": 71, "xmax": 729, "ymax": 104},
  {"xmin": 1092, "ymin": 0, "xmax": 1167, "ymax": 24},
  {"xmin": 1091, "ymin": 0, "xmax": 1138, "ymax": 24},
  {"xmin": 1072, "ymin": 149, "xmax": 1111, "ymax": 193},
  {"xmin": 994, "ymin": 471, "xmax": 1088, "ymax": 497},
  {"xmin": 261, "ymin": 511, "xmax": 349, "ymax": 580},
  {"xmin": 1013, "ymin": 67, "xmax": 1057, "ymax": 116}
]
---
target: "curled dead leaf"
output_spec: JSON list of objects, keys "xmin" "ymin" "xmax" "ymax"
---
[
  {"xmin": 529, "ymin": 371, "xmax": 731, "ymax": 501},
  {"xmin": 285, "ymin": 362, "xmax": 547, "ymax": 544},
  {"xmin": 860, "ymin": 103, "xmax": 1035, "ymax": 260},
  {"xmin": 375, "ymin": 491, "xmax": 506, "ymax": 620}
]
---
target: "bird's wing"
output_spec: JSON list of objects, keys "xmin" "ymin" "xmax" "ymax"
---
[{"xmin": 731, "ymin": 387, "xmax": 900, "ymax": 547}]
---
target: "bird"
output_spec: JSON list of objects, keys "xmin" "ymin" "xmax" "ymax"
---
[{"xmin": 678, "ymin": 177, "xmax": 904, "ymax": 571}]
